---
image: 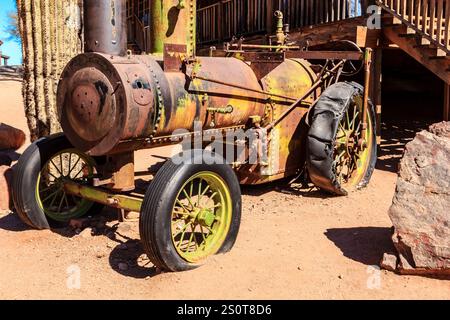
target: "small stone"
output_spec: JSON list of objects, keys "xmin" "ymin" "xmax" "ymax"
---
[
  {"xmin": 380, "ymin": 253, "xmax": 398, "ymax": 272},
  {"xmin": 106, "ymin": 242, "xmax": 115, "ymax": 249},
  {"xmin": 118, "ymin": 262, "xmax": 129, "ymax": 271},
  {"xmin": 96, "ymin": 253, "xmax": 105, "ymax": 259},
  {"xmin": 70, "ymin": 219, "xmax": 84, "ymax": 230},
  {"xmin": 338, "ymin": 275, "xmax": 343, "ymax": 280},
  {"xmin": 78, "ymin": 227, "xmax": 93, "ymax": 238},
  {"xmin": 117, "ymin": 223, "xmax": 132, "ymax": 233}
]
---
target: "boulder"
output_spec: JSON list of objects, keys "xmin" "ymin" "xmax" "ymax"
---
[
  {"xmin": 0, "ymin": 123, "xmax": 26, "ymax": 151},
  {"xmin": 388, "ymin": 121, "xmax": 450, "ymax": 275},
  {"xmin": 0, "ymin": 165, "xmax": 13, "ymax": 212}
]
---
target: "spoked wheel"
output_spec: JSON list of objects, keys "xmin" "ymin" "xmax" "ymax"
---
[
  {"xmin": 140, "ymin": 150, "xmax": 241, "ymax": 272},
  {"xmin": 307, "ymin": 82, "xmax": 377, "ymax": 196},
  {"xmin": 36, "ymin": 149, "xmax": 97, "ymax": 222},
  {"xmin": 13, "ymin": 134, "xmax": 103, "ymax": 229},
  {"xmin": 171, "ymin": 172, "xmax": 233, "ymax": 263},
  {"xmin": 333, "ymin": 94, "xmax": 375, "ymax": 189}
]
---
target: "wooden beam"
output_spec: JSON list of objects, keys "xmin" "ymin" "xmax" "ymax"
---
[
  {"xmin": 288, "ymin": 17, "xmax": 381, "ymax": 48},
  {"xmin": 383, "ymin": 26, "xmax": 450, "ymax": 84},
  {"xmin": 372, "ymin": 48, "xmax": 383, "ymax": 144},
  {"xmin": 445, "ymin": 84, "xmax": 450, "ymax": 121}
]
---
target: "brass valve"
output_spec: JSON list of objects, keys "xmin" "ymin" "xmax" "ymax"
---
[{"xmin": 274, "ymin": 11, "xmax": 287, "ymax": 46}]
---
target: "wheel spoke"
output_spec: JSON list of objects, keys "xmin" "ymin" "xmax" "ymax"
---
[
  {"xmin": 68, "ymin": 156, "xmax": 81, "ymax": 177},
  {"xmin": 199, "ymin": 225, "xmax": 207, "ymax": 245},
  {"xmin": 176, "ymin": 199, "xmax": 190, "ymax": 213},
  {"xmin": 67, "ymin": 153, "xmax": 72, "ymax": 177},
  {"xmin": 197, "ymin": 179, "xmax": 203, "ymax": 206},
  {"xmin": 176, "ymin": 222, "xmax": 192, "ymax": 249},
  {"xmin": 41, "ymin": 187, "xmax": 62, "ymax": 203},
  {"xmin": 59, "ymin": 154, "xmax": 64, "ymax": 176},
  {"xmin": 349, "ymin": 112, "xmax": 360, "ymax": 131},
  {"xmin": 200, "ymin": 185, "xmax": 211, "ymax": 197},
  {"xmin": 72, "ymin": 165, "xmax": 85, "ymax": 180},
  {"xmin": 187, "ymin": 223, "xmax": 196, "ymax": 252},
  {"xmin": 57, "ymin": 192, "xmax": 66, "ymax": 213},
  {"xmin": 64, "ymin": 192, "xmax": 70, "ymax": 209},
  {"xmin": 182, "ymin": 189, "xmax": 195, "ymax": 209},
  {"xmin": 50, "ymin": 160, "xmax": 63, "ymax": 176}
]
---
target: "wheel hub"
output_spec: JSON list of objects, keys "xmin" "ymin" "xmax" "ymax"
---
[{"xmin": 191, "ymin": 207, "xmax": 215, "ymax": 227}]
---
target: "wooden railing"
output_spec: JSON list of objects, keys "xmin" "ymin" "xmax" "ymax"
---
[
  {"xmin": 197, "ymin": 0, "xmax": 375, "ymax": 45},
  {"xmin": 279, "ymin": 0, "xmax": 373, "ymax": 29},
  {"xmin": 197, "ymin": 0, "xmax": 267, "ymax": 44},
  {"xmin": 127, "ymin": 14, "xmax": 151, "ymax": 53},
  {"xmin": 377, "ymin": 0, "xmax": 450, "ymax": 53}
]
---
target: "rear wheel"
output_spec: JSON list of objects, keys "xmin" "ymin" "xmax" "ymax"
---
[
  {"xmin": 139, "ymin": 151, "xmax": 242, "ymax": 272},
  {"xmin": 306, "ymin": 82, "xmax": 377, "ymax": 196},
  {"xmin": 13, "ymin": 134, "xmax": 103, "ymax": 229}
]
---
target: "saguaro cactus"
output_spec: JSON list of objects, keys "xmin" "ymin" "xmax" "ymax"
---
[{"xmin": 17, "ymin": 0, "xmax": 83, "ymax": 141}]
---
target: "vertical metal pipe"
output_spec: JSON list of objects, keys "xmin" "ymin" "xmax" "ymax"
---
[
  {"xmin": 150, "ymin": 0, "xmax": 196, "ymax": 56},
  {"xmin": 83, "ymin": 0, "xmax": 127, "ymax": 56}
]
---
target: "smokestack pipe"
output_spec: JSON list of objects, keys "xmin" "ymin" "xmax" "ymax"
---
[{"xmin": 83, "ymin": 0, "xmax": 127, "ymax": 56}]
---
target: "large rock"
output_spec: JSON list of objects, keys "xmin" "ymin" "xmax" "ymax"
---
[
  {"xmin": 0, "ymin": 165, "xmax": 13, "ymax": 212},
  {"xmin": 388, "ymin": 121, "xmax": 450, "ymax": 275},
  {"xmin": 0, "ymin": 123, "xmax": 26, "ymax": 151}
]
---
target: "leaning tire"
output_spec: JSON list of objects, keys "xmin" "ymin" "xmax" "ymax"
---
[
  {"xmin": 139, "ymin": 150, "xmax": 242, "ymax": 272},
  {"xmin": 306, "ymin": 82, "xmax": 377, "ymax": 196},
  {"xmin": 12, "ymin": 134, "xmax": 103, "ymax": 229}
]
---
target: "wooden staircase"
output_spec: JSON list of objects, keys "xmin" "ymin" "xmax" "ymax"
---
[{"xmin": 377, "ymin": 0, "xmax": 450, "ymax": 84}]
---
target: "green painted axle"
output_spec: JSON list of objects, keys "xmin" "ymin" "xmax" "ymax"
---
[{"xmin": 64, "ymin": 181, "xmax": 142, "ymax": 213}]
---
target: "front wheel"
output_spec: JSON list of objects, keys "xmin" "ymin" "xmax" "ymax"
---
[
  {"xmin": 12, "ymin": 134, "xmax": 103, "ymax": 229},
  {"xmin": 139, "ymin": 150, "xmax": 242, "ymax": 272}
]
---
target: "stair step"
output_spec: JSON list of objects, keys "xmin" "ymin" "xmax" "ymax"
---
[{"xmin": 382, "ymin": 14, "xmax": 402, "ymax": 26}]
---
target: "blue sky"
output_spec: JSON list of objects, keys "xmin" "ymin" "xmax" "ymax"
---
[{"xmin": 0, "ymin": 0, "xmax": 22, "ymax": 65}]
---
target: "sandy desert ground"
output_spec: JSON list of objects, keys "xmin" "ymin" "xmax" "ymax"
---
[{"xmin": 0, "ymin": 80, "xmax": 448, "ymax": 300}]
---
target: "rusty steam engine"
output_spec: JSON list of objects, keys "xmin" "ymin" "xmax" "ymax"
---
[{"xmin": 13, "ymin": 0, "xmax": 377, "ymax": 271}]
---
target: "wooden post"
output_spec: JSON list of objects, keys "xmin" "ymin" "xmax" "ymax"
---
[
  {"xmin": 266, "ymin": 0, "xmax": 274, "ymax": 34},
  {"xmin": 444, "ymin": 84, "xmax": 450, "ymax": 121},
  {"xmin": 373, "ymin": 48, "xmax": 383, "ymax": 144}
]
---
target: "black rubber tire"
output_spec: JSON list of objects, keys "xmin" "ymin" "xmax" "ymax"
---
[
  {"xmin": 306, "ymin": 82, "xmax": 377, "ymax": 196},
  {"xmin": 12, "ymin": 134, "xmax": 103, "ymax": 229},
  {"xmin": 139, "ymin": 150, "xmax": 242, "ymax": 272}
]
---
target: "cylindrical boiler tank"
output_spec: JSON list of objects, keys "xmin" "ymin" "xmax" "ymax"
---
[{"xmin": 57, "ymin": 52, "xmax": 317, "ymax": 156}]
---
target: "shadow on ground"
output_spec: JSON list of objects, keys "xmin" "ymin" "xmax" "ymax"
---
[
  {"xmin": 376, "ymin": 120, "xmax": 433, "ymax": 173},
  {"xmin": 325, "ymin": 227, "xmax": 395, "ymax": 266},
  {"xmin": 109, "ymin": 240, "xmax": 160, "ymax": 279},
  {"xmin": 0, "ymin": 212, "xmax": 29, "ymax": 232}
]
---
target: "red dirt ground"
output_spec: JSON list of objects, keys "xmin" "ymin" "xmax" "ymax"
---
[{"xmin": 0, "ymin": 80, "xmax": 448, "ymax": 300}]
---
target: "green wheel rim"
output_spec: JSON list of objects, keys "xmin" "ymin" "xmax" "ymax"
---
[
  {"xmin": 36, "ymin": 149, "xmax": 96, "ymax": 222},
  {"xmin": 171, "ymin": 171, "xmax": 233, "ymax": 263},
  {"xmin": 333, "ymin": 96, "xmax": 374, "ymax": 189}
]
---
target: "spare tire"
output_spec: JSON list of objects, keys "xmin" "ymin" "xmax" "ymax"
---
[{"xmin": 306, "ymin": 82, "xmax": 377, "ymax": 196}]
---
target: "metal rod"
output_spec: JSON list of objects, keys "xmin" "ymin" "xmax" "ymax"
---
[
  {"xmin": 266, "ymin": 60, "xmax": 346, "ymax": 131},
  {"xmin": 192, "ymin": 75, "xmax": 298, "ymax": 102},
  {"xmin": 228, "ymin": 44, "xmax": 301, "ymax": 50}
]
